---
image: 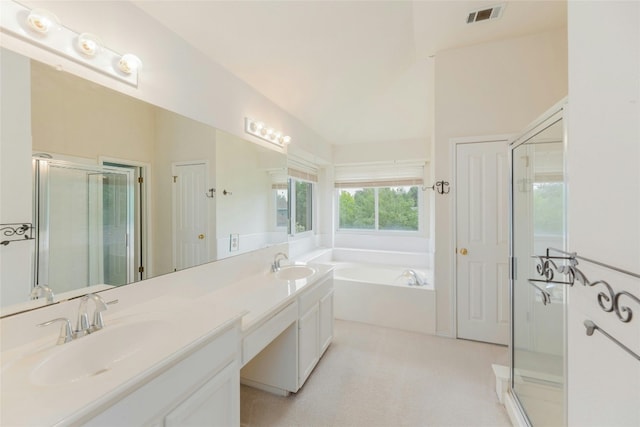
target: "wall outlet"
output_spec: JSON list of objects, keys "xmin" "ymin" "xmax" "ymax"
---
[{"xmin": 229, "ymin": 234, "xmax": 239, "ymax": 251}]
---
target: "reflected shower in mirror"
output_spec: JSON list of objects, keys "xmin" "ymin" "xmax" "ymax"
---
[{"xmin": 0, "ymin": 48, "xmax": 287, "ymax": 315}]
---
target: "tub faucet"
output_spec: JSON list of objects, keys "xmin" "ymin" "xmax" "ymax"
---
[
  {"xmin": 272, "ymin": 252, "xmax": 289, "ymax": 272},
  {"xmin": 30, "ymin": 284, "xmax": 55, "ymax": 303},
  {"xmin": 401, "ymin": 269, "xmax": 426, "ymax": 286}
]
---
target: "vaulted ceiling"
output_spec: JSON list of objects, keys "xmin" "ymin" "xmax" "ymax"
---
[{"xmin": 133, "ymin": 1, "xmax": 566, "ymax": 145}]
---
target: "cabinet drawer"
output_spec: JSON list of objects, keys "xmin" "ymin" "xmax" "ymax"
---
[
  {"xmin": 298, "ymin": 276, "xmax": 333, "ymax": 316},
  {"xmin": 242, "ymin": 302, "xmax": 297, "ymax": 366}
]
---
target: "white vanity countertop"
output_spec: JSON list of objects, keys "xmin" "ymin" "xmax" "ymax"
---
[
  {"xmin": 0, "ymin": 297, "xmax": 244, "ymax": 426},
  {"xmin": 194, "ymin": 263, "xmax": 334, "ymax": 334},
  {"xmin": 0, "ymin": 262, "xmax": 333, "ymax": 426}
]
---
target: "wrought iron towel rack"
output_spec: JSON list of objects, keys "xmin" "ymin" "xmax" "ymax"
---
[
  {"xmin": 528, "ymin": 247, "xmax": 640, "ymax": 361},
  {"xmin": 584, "ymin": 320, "xmax": 639, "ymax": 361}
]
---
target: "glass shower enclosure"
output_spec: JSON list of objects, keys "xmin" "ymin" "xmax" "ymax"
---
[
  {"xmin": 33, "ymin": 158, "xmax": 135, "ymax": 294},
  {"xmin": 509, "ymin": 103, "xmax": 567, "ymax": 426}
]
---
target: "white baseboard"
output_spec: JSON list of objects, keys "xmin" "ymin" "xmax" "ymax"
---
[
  {"xmin": 504, "ymin": 389, "xmax": 530, "ymax": 427},
  {"xmin": 240, "ymin": 378, "xmax": 291, "ymax": 397}
]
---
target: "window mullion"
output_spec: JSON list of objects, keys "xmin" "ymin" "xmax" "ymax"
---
[{"xmin": 374, "ymin": 187, "xmax": 379, "ymax": 230}]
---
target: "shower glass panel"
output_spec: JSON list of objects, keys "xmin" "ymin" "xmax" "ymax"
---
[
  {"xmin": 510, "ymin": 112, "xmax": 566, "ymax": 426},
  {"xmin": 34, "ymin": 159, "xmax": 134, "ymax": 294}
]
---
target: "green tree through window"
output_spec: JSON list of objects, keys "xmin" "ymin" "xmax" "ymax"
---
[
  {"xmin": 295, "ymin": 181, "xmax": 312, "ymax": 233},
  {"xmin": 339, "ymin": 186, "xmax": 418, "ymax": 231}
]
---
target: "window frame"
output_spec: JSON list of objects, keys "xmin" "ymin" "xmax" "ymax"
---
[
  {"xmin": 335, "ymin": 185, "xmax": 425, "ymax": 235},
  {"xmin": 288, "ymin": 177, "xmax": 315, "ymax": 238}
]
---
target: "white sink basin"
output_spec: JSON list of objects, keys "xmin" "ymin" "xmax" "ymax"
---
[
  {"xmin": 27, "ymin": 320, "xmax": 168, "ymax": 386},
  {"xmin": 275, "ymin": 265, "xmax": 316, "ymax": 281}
]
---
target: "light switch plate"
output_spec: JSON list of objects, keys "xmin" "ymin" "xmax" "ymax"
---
[{"xmin": 230, "ymin": 234, "xmax": 239, "ymax": 251}]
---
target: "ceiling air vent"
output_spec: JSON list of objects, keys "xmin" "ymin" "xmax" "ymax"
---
[{"xmin": 466, "ymin": 4, "xmax": 504, "ymax": 24}]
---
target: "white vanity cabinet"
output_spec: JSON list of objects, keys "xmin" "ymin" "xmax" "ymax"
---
[
  {"xmin": 298, "ymin": 302, "xmax": 320, "ymax": 385},
  {"xmin": 297, "ymin": 275, "xmax": 333, "ymax": 387},
  {"xmin": 82, "ymin": 324, "xmax": 240, "ymax": 427},
  {"xmin": 241, "ymin": 273, "xmax": 334, "ymax": 394},
  {"xmin": 319, "ymin": 289, "xmax": 334, "ymax": 356}
]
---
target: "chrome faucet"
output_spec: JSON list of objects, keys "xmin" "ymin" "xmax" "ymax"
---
[
  {"xmin": 76, "ymin": 293, "xmax": 109, "ymax": 335},
  {"xmin": 29, "ymin": 284, "xmax": 55, "ymax": 303},
  {"xmin": 272, "ymin": 252, "xmax": 289, "ymax": 272},
  {"xmin": 38, "ymin": 293, "xmax": 118, "ymax": 345},
  {"xmin": 401, "ymin": 269, "xmax": 426, "ymax": 286}
]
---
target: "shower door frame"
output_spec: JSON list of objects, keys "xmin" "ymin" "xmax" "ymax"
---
[
  {"xmin": 507, "ymin": 99, "xmax": 568, "ymax": 427},
  {"xmin": 33, "ymin": 158, "xmax": 136, "ymax": 290}
]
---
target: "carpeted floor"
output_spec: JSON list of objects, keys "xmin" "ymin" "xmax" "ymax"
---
[{"xmin": 241, "ymin": 319, "xmax": 511, "ymax": 427}]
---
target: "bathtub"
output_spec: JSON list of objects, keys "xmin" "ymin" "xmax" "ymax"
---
[
  {"xmin": 299, "ymin": 249, "xmax": 436, "ymax": 335},
  {"xmin": 332, "ymin": 262, "xmax": 435, "ymax": 335}
]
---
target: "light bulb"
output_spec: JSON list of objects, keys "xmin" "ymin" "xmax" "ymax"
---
[
  {"xmin": 283, "ymin": 136, "xmax": 292, "ymax": 144},
  {"xmin": 26, "ymin": 9, "xmax": 60, "ymax": 34},
  {"xmin": 77, "ymin": 33, "xmax": 102, "ymax": 57},
  {"xmin": 118, "ymin": 54, "xmax": 142, "ymax": 75},
  {"xmin": 249, "ymin": 121, "xmax": 258, "ymax": 132},
  {"xmin": 260, "ymin": 128, "xmax": 267, "ymax": 136},
  {"xmin": 255, "ymin": 122, "xmax": 265, "ymax": 130}
]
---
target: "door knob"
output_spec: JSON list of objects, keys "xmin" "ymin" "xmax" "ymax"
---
[
  {"xmin": 459, "ymin": 248, "xmax": 468, "ymax": 255},
  {"xmin": 198, "ymin": 234, "xmax": 205, "ymax": 240}
]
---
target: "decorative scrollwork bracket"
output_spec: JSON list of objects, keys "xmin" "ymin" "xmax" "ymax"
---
[{"xmin": 1, "ymin": 223, "xmax": 34, "ymax": 246}]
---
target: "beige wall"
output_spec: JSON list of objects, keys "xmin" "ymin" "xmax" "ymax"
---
[
  {"xmin": 332, "ymin": 138, "xmax": 429, "ymax": 165},
  {"xmin": 31, "ymin": 61, "xmax": 155, "ymax": 163},
  {"xmin": 567, "ymin": 2, "xmax": 639, "ymax": 424},
  {"xmin": 215, "ymin": 130, "xmax": 271, "ymax": 239},
  {"xmin": 433, "ymin": 28, "xmax": 568, "ymax": 336}
]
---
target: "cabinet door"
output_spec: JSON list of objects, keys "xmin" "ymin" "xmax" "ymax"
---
[
  {"xmin": 298, "ymin": 304, "xmax": 319, "ymax": 387},
  {"xmin": 164, "ymin": 362, "xmax": 239, "ymax": 427},
  {"xmin": 319, "ymin": 290, "xmax": 334, "ymax": 356}
]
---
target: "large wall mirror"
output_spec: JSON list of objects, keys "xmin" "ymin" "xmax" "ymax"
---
[{"xmin": 0, "ymin": 48, "xmax": 288, "ymax": 315}]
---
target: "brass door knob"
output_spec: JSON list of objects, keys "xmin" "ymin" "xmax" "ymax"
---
[
  {"xmin": 459, "ymin": 248, "xmax": 468, "ymax": 255},
  {"xmin": 198, "ymin": 234, "xmax": 205, "ymax": 240}
]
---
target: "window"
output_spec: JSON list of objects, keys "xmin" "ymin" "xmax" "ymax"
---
[
  {"xmin": 275, "ymin": 187, "xmax": 288, "ymax": 228},
  {"xmin": 532, "ymin": 182, "xmax": 564, "ymax": 235},
  {"xmin": 334, "ymin": 161, "xmax": 425, "ymax": 233},
  {"xmin": 287, "ymin": 161, "xmax": 317, "ymax": 236},
  {"xmin": 338, "ymin": 186, "xmax": 419, "ymax": 232},
  {"xmin": 291, "ymin": 179, "xmax": 313, "ymax": 234}
]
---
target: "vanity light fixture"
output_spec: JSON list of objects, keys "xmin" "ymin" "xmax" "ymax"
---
[
  {"xmin": 1, "ymin": 0, "xmax": 141, "ymax": 86},
  {"xmin": 245, "ymin": 118, "xmax": 291, "ymax": 147}
]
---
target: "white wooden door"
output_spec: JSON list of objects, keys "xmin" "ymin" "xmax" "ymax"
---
[
  {"xmin": 172, "ymin": 162, "xmax": 209, "ymax": 271},
  {"xmin": 456, "ymin": 141, "xmax": 509, "ymax": 345}
]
